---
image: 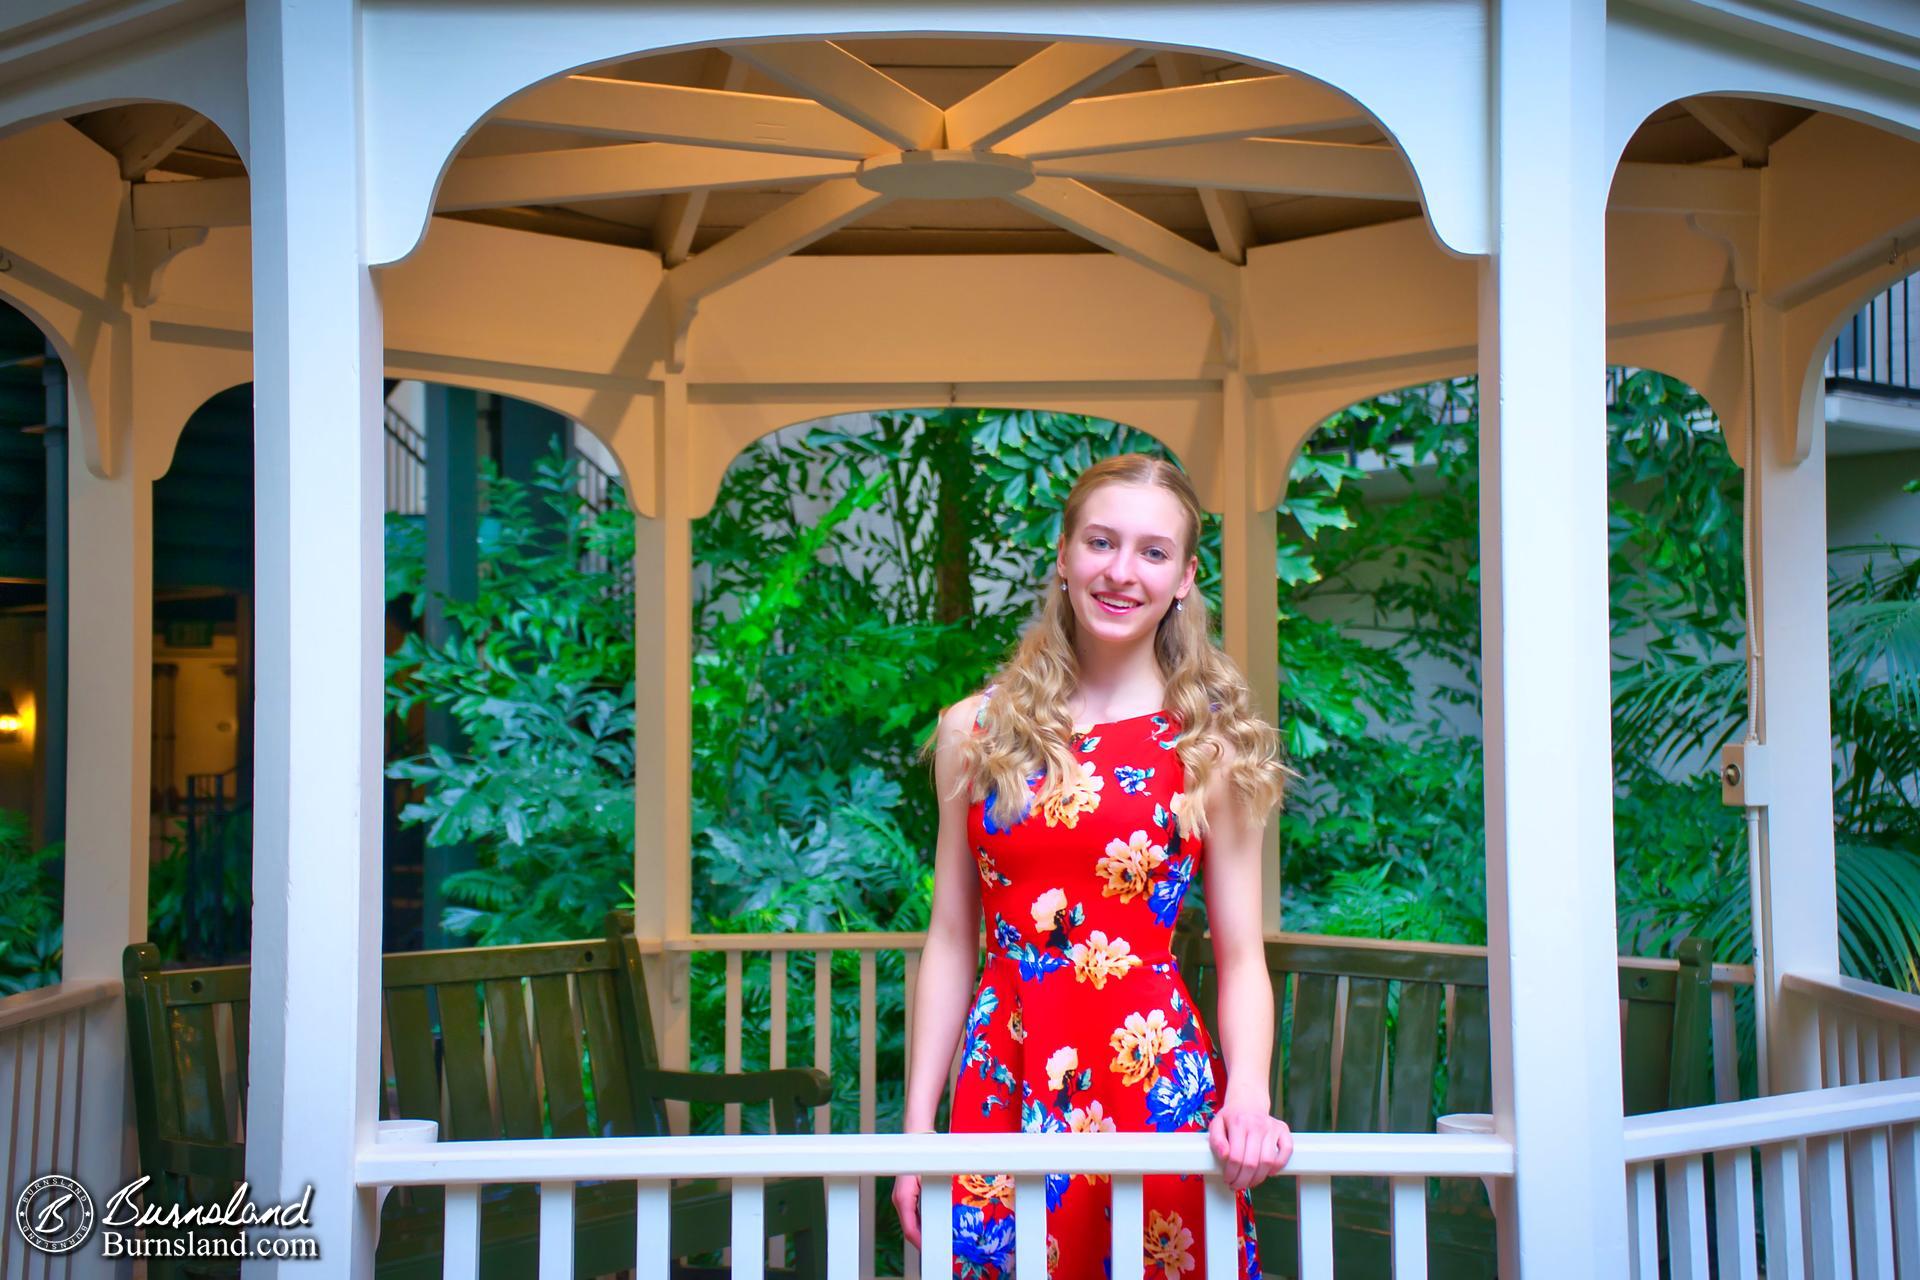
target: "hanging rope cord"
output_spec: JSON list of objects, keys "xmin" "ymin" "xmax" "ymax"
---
[
  {"xmin": 1738, "ymin": 285, "xmax": 1773, "ymax": 1095},
  {"xmin": 1740, "ymin": 287, "xmax": 1764, "ymax": 744}
]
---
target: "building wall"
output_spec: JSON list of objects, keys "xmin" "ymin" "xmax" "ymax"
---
[{"xmin": 0, "ymin": 616, "xmax": 44, "ymax": 843}]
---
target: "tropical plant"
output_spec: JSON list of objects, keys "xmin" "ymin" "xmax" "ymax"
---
[
  {"xmin": 386, "ymin": 447, "xmax": 638, "ymax": 945},
  {"xmin": 0, "ymin": 809, "xmax": 61, "ymax": 994}
]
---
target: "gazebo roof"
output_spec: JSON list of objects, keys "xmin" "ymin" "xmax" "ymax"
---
[{"xmin": 69, "ymin": 37, "xmax": 1812, "ymax": 265}]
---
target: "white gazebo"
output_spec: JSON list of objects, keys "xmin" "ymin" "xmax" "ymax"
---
[{"xmin": 2, "ymin": 1, "xmax": 1918, "ymax": 1277}]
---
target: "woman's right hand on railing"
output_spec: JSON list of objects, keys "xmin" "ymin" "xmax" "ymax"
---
[{"xmin": 892, "ymin": 1172, "xmax": 923, "ymax": 1249}]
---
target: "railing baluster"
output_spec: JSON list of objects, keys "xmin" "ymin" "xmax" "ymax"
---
[
  {"xmin": 920, "ymin": 1170, "xmax": 952, "ymax": 1280},
  {"xmin": 1822, "ymin": 1010, "xmax": 1843, "ymax": 1088},
  {"xmin": 815, "ymin": 949, "xmax": 833, "ymax": 1136},
  {"xmin": 1808, "ymin": 1133, "xmax": 1850, "ymax": 1278},
  {"xmin": 1849, "ymin": 1127, "xmax": 1895, "ymax": 1279},
  {"xmin": 538, "ymin": 1180, "xmax": 574, "ymax": 1279},
  {"xmin": 637, "ymin": 1183, "xmax": 672, "ymax": 1280},
  {"xmin": 1891, "ymin": 1121, "xmax": 1920, "ymax": 1276},
  {"xmin": 733, "ymin": 1178, "xmax": 766, "ymax": 1280},
  {"xmin": 1628, "ymin": 1163, "xmax": 1659, "ymax": 1280},
  {"xmin": 1761, "ymin": 1141, "xmax": 1807, "ymax": 1280},
  {"xmin": 827, "ymin": 1175, "xmax": 860, "ymax": 1280},
  {"xmin": 860, "ymin": 950, "xmax": 878, "ymax": 1280},
  {"xmin": 1843, "ymin": 1022, "xmax": 1864, "ymax": 1088},
  {"xmin": 1863, "ymin": 1024, "xmax": 1884, "ymax": 1085},
  {"xmin": 725, "ymin": 951, "xmax": 743, "ymax": 1135},
  {"xmin": 1294, "ymin": 1175, "xmax": 1333, "ymax": 1280},
  {"xmin": 1, "ymin": 1028, "xmax": 18, "ymax": 1280},
  {"xmin": 443, "ymin": 1184, "xmax": 481, "ymax": 1280},
  {"xmin": 1111, "ymin": 1174, "xmax": 1145, "ymax": 1280},
  {"xmin": 1712, "ymin": 985, "xmax": 1740, "ymax": 1102},
  {"xmin": 1015, "ymin": 1173, "xmax": 1047, "ymax": 1280},
  {"xmin": 1390, "ymin": 1176, "xmax": 1427, "ymax": 1280},
  {"xmin": 771, "ymin": 949, "xmax": 788, "ymax": 1070},
  {"xmin": 1712, "ymin": 1146, "xmax": 1760, "ymax": 1280},
  {"xmin": 1665, "ymin": 1154, "xmax": 1710, "ymax": 1279}
]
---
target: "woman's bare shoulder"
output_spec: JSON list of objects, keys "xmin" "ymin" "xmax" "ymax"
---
[{"xmin": 939, "ymin": 692, "xmax": 989, "ymax": 743}]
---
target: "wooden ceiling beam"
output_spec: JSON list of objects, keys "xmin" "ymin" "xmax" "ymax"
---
[
  {"xmin": 437, "ymin": 143, "xmax": 852, "ymax": 212},
  {"xmin": 1155, "ymin": 52, "xmax": 1254, "ymax": 264},
  {"xmin": 944, "ymin": 43, "xmax": 1149, "ymax": 150},
  {"xmin": 1611, "ymin": 162, "xmax": 1760, "ymax": 216},
  {"xmin": 667, "ymin": 177, "xmax": 890, "ymax": 311},
  {"xmin": 1682, "ymin": 97, "xmax": 1772, "ymax": 166},
  {"xmin": 131, "ymin": 175, "xmax": 249, "ymax": 229},
  {"xmin": 494, "ymin": 75, "xmax": 892, "ymax": 160},
  {"xmin": 1004, "ymin": 177, "xmax": 1238, "ymax": 309},
  {"xmin": 727, "ymin": 41, "xmax": 944, "ymax": 150},
  {"xmin": 1036, "ymin": 138, "xmax": 1416, "ymax": 201},
  {"xmin": 1003, "ymin": 74, "xmax": 1370, "ymax": 159},
  {"xmin": 655, "ymin": 52, "xmax": 751, "ymax": 266}
]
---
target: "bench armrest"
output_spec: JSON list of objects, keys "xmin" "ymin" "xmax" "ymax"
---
[{"xmin": 633, "ymin": 1065, "xmax": 833, "ymax": 1110}]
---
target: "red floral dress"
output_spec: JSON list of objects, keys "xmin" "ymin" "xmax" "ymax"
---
[{"xmin": 947, "ymin": 700, "xmax": 1259, "ymax": 1280}]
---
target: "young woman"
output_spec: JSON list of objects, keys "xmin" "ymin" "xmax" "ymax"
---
[{"xmin": 892, "ymin": 453, "xmax": 1295, "ymax": 1280}]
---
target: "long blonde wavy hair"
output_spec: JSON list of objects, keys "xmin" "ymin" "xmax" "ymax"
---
[{"xmin": 942, "ymin": 453, "xmax": 1294, "ymax": 839}]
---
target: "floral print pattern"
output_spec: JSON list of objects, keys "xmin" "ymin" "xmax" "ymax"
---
[{"xmin": 950, "ymin": 704, "xmax": 1258, "ymax": 1280}]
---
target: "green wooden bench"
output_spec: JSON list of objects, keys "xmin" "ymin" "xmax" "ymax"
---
[
  {"xmin": 123, "ymin": 909, "xmax": 831, "ymax": 1279},
  {"xmin": 1172, "ymin": 913, "xmax": 1716, "ymax": 1278}
]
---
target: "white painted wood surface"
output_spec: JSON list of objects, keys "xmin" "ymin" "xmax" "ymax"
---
[{"xmin": 245, "ymin": 1, "xmax": 389, "ymax": 1275}]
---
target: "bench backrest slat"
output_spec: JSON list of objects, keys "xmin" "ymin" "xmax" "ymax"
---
[
  {"xmin": 1285, "ymin": 973, "xmax": 1339, "ymax": 1133},
  {"xmin": 1335, "ymin": 977, "xmax": 1390, "ymax": 1132},
  {"xmin": 531, "ymin": 973, "xmax": 591, "ymax": 1138},
  {"xmin": 482, "ymin": 977, "xmax": 544, "ymax": 1139},
  {"xmin": 384, "ymin": 984, "xmax": 441, "ymax": 1124},
  {"xmin": 434, "ymin": 979, "xmax": 496, "ymax": 1137},
  {"xmin": 577, "ymin": 967, "xmax": 639, "ymax": 1136},
  {"xmin": 1387, "ymin": 981, "xmax": 1445, "ymax": 1132}
]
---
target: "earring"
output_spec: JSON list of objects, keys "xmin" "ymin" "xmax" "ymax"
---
[
  {"xmin": 1175, "ymin": 598, "xmax": 1185, "ymax": 612},
  {"xmin": 1060, "ymin": 579, "xmax": 1068, "ymax": 592}
]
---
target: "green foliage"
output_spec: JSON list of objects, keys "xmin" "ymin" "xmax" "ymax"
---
[
  {"xmin": 1275, "ymin": 381, "xmax": 1488, "ymax": 943},
  {"xmin": 0, "ymin": 810, "xmax": 61, "ymax": 994},
  {"xmin": 386, "ymin": 447, "xmax": 637, "ymax": 945},
  {"xmin": 146, "ymin": 809, "xmax": 252, "ymax": 964}
]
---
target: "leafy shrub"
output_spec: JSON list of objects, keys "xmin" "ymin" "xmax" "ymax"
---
[{"xmin": 0, "ymin": 809, "xmax": 60, "ymax": 994}]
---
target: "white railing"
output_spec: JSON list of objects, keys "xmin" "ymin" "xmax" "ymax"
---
[
  {"xmin": 1623, "ymin": 1074, "xmax": 1920, "ymax": 1278},
  {"xmin": 1783, "ymin": 971, "xmax": 1920, "ymax": 1088},
  {"xmin": 648, "ymin": 931, "xmax": 1755, "ymax": 1278},
  {"xmin": 356, "ymin": 1129, "xmax": 1513, "ymax": 1280},
  {"xmin": 646, "ymin": 932, "xmax": 929, "ymax": 1280},
  {"xmin": 0, "ymin": 978, "xmax": 119, "ymax": 1280}
]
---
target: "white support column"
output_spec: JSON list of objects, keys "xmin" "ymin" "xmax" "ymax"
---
[
  {"xmin": 1747, "ymin": 301, "xmax": 1840, "ymax": 1096},
  {"xmin": 244, "ymin": 0, "xmax": 385, "ymax": 1274},
  {"xmin": 633, "ymin": 373, "xmax": 694, "ymax": 1090},
  {"xmin": 1217, "ymin": 370, "xmax": 1283, "ymax": 932},
  {"xmin": 63, "ymin": 434, "xmax": 151, "ymax": 1274},
  {"xmin": 1478, "ymin": 1, "xmax": 1627, "ymax": 1273}
]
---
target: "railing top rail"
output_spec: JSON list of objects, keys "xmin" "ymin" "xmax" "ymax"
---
[
  {"xmin": 643, "ymin": 932, "xmax": 930, "ymax": 953},
  {"xmin": 637, "ymin": 929, "xmax": 1755, "ymax": 986},
  {"xmin": 0, "ymin": 978, "xmax": 118, "ymax": 1033},
  {"xmin": 354, "ymin": 1130, "xmax": 1514, "ymax": 1188},
  {"xmin": 1782, "ymin": 969, "xmax": 1920, "ymax": 1029},
  {"xmin": 1621, "ymin": 1076, "xmax": 1920, "ymax": 1163},
  {"xmin": 1618, "ymin": 954, "xmax": 1756, "ymax": 989}
]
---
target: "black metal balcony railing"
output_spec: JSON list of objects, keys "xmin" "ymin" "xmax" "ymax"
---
[
  {"xmin": 385, "ymin": 402, "xmax": 429, "ymax": 515},
  {"xmin": 1828, "ymin": 274, "xmax": 1918, "ymax": 396}
]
